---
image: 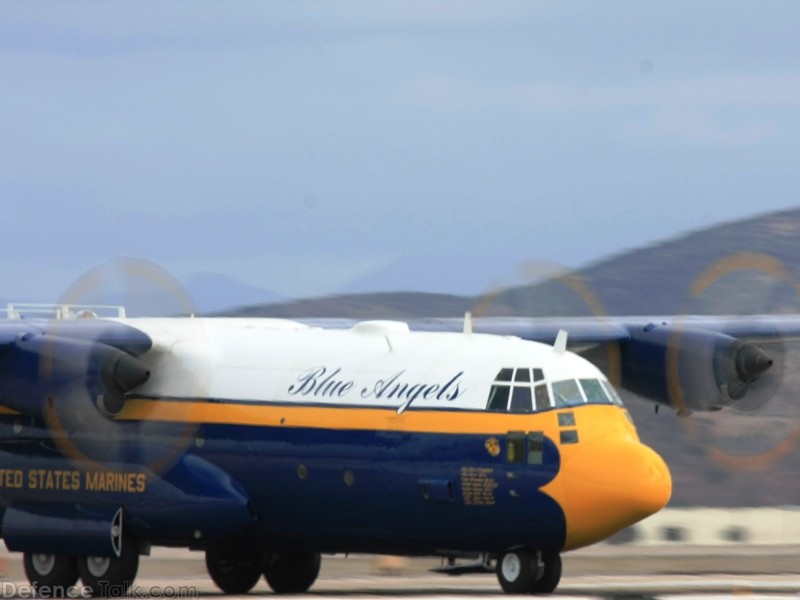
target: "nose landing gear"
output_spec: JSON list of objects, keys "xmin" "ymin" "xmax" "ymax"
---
[{"xmin": 496, "ymin": 549, "xmax": 561, "ymax": 594}]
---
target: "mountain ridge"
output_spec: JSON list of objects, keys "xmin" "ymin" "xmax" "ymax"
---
[{"xmin": 220, "ymin": 206, "xmax": 800, "ymax": 319}]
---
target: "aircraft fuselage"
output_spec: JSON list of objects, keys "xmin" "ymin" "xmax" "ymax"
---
[{"xmin": 0, "ymin": 317, "xmax": 671, "ymax": 595}]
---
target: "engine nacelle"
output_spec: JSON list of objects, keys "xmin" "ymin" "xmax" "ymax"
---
[
  {"xmin": 619, "ymin": 324, "xmax": 773, "ymax": 413},
  {"xmin": 2, "ymin": 503, "xmax": 123, "ymax": 557},
  {"xmin": 0, "ymin": 333, "xmax": 150, "ymax": 419}
]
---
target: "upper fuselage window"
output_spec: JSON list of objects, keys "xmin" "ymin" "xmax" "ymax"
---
[
  {"xmin": 496, "ymin": 368, "xmax": 514, "ymax": 382},
  {"xmin": 487, "ymin": 368, "xmax": 550, "ymax": 413}
]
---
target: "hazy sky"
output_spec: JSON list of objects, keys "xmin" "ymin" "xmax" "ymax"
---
[{"xmin": 2, "ymin": 1, "xmax": 800, "ymax": 307}]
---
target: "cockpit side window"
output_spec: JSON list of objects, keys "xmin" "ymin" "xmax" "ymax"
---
[
  {"xmin": 549, "ymin": 378, "xmax": 625, "ymax": 407},
  {"xmin": 580, "ymin": 378, "xmax": 612, "ymax": 404},
  {"xmin": 551, "ymin": 379, "xmax": 584, "ymax": 407},
  {"xmin": 534, "ymin": 383, "xmax": 550, "ymax": 411},
  {"xmin": 487, "ymin": 385, "xmax": 510, "ymax": 411},
  {"xmin": 601, "ymin": 379, "xmax": 625, "ymax": 406}
]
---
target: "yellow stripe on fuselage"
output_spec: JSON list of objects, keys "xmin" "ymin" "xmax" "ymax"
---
[{"xmin": 118, "ymin": 398, "xmax": 638, "ymax": 442}]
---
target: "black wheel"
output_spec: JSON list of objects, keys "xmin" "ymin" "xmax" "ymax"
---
[
  {"xmin": 529, "ymin": 552, "xmax": 561, "ymax": 594},
  {"xmin": 23, "ymin": 553, "xmax": 79, "ymax": 595},
  {"xmin": 496, "ymin": 549, "xmax": 538, "ymax": 594},
  {"xmin": 78, "ymin": 535, "xmax": 139, "ymax": 597},
  {"xmin": 205, "ymin": 548, "xmax": 263, "ymax": 594},
  {"xmin": 263, "ymin": 551, "xmax": 321, "ymax": 594}
]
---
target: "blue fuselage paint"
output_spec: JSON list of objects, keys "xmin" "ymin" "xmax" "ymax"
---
[{"xmin": 0, "ymin": 413, "xmax": 566, "ymax": 556}]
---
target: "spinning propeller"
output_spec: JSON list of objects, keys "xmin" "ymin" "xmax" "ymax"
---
[
  {"xmin": 468, "ymin": 252, "xmax": 800, "ymax": 473},
  {"xmin": 27, "ymin": 258, "xmax": 209, "ymax": 477},
  {"xmin": 672, "ymin": 252, "xmax": 800, "ymax": 471}
]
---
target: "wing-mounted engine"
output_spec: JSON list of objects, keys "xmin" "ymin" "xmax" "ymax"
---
[
  {"xmin": 620, "ymin": 323, "xmax": 774, "ymax": 414},
  {"xmin": 0, "ymin": 317, "xmax": 152, "ymax": 425}
]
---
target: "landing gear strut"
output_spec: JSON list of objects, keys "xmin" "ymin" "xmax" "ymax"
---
[
  {"xmin": 263, "ymin": 551, "xmax": 321, "ymax": 594},
  {"xmin": 496, "ymin": 549, "xmax": 561, "ymax": 594}
]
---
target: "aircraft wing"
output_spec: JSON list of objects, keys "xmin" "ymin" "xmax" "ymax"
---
[
  {"xmin": 303, "ymin": 315, "xmax": 800, "ymax": 414},
  {"xmin": 3, "ymin": 311, "xmax": 798, "ymax": 417},
  {"xmin": 303, "ymin": 314, "xmax": 800, "ymax": 344},
  {"xmin": 0, "ymin": 319, "xmax": 152, "ymax": 355}
]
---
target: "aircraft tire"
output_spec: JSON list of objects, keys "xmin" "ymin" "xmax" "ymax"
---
[
  {"xmin": 496, "ymin": 549, "xmax": 538, "ymax": 594},
  {"xmin": 23, "ymin": 553, "xmax": 79, "ymax": 595},
  {"xmin": 528, "ymin": 552, "xmax": 561, "ymax": 594},
  {"xmin": 205, "ymin": 548, "xmax": 263, "ymax": 594},
  {"xmin": 77, "ymin": 535, "xmax": 139, "ymax": 598},
  {"xmin": 263, "ymin": 551, "xmax": 321, "ymax": 594}
]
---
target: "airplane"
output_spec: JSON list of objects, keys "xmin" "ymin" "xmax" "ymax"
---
[{"xmin": 0, "ymin": 273, "xmax": 796, "ymax": 596}]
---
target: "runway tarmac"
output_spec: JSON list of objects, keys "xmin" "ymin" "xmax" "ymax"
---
[{"xmin": 1, "ymin": 545, "xmax": 798, "ymax": 598}]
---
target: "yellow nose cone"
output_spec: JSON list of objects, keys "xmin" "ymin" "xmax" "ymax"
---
[{"xmin": 548, "ymin": 440, "xmax": 672, "ymax": 551}]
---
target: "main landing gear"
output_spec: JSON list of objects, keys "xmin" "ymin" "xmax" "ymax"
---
[
  {"xmin": 205, "ymin": 548, "xmax": 263, "ymax": 594},
  {"xmin": 23, "ymin": 553, "xmax": 79, "ymax": 594},
  {"xmin": 205, "ymin": 548, "xmax": 321, "ymax": 595},
  {"xmin": 77, "ymin": 535, "xmax": 139, "ymax": 598},
  {"xmin": 22, "ymin": 536, "xmax": 139, "ymax": 598},
  {"xmin": 496, "ymin": 548, "xmax": 561, "ymax": 594}
]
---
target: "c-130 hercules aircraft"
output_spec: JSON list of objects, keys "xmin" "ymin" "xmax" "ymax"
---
[{"xmin": 0, "ymin": 255, "xmax": 794, "ymax": 596}]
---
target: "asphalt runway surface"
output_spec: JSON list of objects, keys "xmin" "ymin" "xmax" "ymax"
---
[{"xmin": 1, "ymin": 545, "xmax": 799, "ymax": 598}]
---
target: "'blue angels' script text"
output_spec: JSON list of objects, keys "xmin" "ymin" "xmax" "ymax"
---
[{"xmin": 287, "ymin": 366, "xmax": 465, "ymax": 407}]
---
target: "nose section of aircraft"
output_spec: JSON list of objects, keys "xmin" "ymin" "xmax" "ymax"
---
[{"xmin": 555, "ymin": 439, "xmax": 672, "ymax": 550}]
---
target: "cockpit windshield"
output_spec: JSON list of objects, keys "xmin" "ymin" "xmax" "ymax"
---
[
  {"xmin": 486, "ymin": 367, "xmax": 548, "ymax": 413},
  {"xmin": 486, "ymin": 368, "xmax": 623, "ymax": 413}
]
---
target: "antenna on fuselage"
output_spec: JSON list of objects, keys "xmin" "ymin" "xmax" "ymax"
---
[
  {"xmin": 553, "ymin": 329, "xmax": 568, "ymax": 354},
  {"xmin": 463, "ymin": 311, "xmax": 473, "ymax": 334}
]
